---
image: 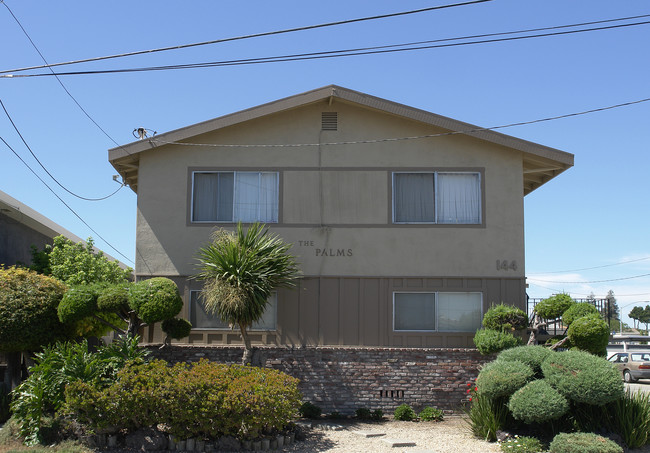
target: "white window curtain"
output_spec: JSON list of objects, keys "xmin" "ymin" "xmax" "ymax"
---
[
  {"xmin": 190, "ymin": 291, "xmax": 277, "ymax": 330},
  {"xmin": 394, "ymin": 293, "xmax": 436, "ymax": 331},
  {"xmin": 193, "ymin": 171, "xmax": 277, "ymax": 223},
  {"xmin": 437, "ymin": 292, "xmax": 482, "ymax": 331},
  {"xmin": 437, "ymin": 173, "xmax": 481, "ymax": 224},
  {"xmin": 394, "ymin": 173, "xmax": 435, "ymax": 223}
]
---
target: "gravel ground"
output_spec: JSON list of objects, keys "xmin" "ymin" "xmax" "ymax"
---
[{"xmin": 277, "ymin": 417, "xmax": 500, "ymax": 453}]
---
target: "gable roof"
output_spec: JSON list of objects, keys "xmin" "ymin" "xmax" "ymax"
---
[{"xmin": 109, "ymin": 84, "xmax": 573, "ymax": 195}]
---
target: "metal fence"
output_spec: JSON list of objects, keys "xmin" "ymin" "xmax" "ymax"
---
[{"xmin": 527, "ymin": 296, "xmax": 612, "ymax": 337}]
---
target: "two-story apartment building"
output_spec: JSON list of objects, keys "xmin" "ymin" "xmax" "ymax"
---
[{"xmin": 109, "ymin": 85, "xmax": 573, "ymax": 349}]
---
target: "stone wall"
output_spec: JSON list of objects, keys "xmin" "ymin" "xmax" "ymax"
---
[{"xmin": 147, "ymin": 345, "xmax": 491, "ymax": 414}]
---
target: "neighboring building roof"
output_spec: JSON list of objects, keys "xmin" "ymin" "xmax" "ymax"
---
[
  {"xmin": 0, "ymin": 189, "xmax": 129, "ymax": 269},
  {"xmin": 109, "ymin": 84, "xmax": 574, "ymax": 195}
]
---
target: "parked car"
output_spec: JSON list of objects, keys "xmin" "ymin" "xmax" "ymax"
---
[{"xmin": 608, "ymin": 352, "xmax": 650, "ymax": 383}]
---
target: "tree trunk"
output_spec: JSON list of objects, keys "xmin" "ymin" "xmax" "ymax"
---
[
  {"xmin": 240, "ymin": 325, "xmax": 253, "ymax": 366},
  {"xmin": 127, "ymin": 312, "xmax": 141, "ymax": 338}
]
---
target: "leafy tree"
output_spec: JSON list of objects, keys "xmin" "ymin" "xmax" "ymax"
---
[
  {"xmin": 629, "ymin": 306, "xmax": 644, "ymax": 329},
  {"xmin": 606, "ymin": 289, "xmax": 619, "ymax": 320},
  {"xmin": 195, "ymin": 223, "xmax": 300, "ymax": 364},
  {"xmin": 641, "ymin": 305, "xmax": 650, "ymax": 332},
  {"xmin": 0, "ymin": 267, "xmax": 70, "ymax": 390},
  {"xmin": 57, "ymin": 278, "xmax": 186, "ymax": 339},
  {"xmin": 31, "ymin": 235, "xmax": 132, "ymax": 285}
]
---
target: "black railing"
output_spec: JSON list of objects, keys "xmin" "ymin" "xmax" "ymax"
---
[{"xmin": 527, "ymin": 296, "xmax": 611, "ymax": 337}]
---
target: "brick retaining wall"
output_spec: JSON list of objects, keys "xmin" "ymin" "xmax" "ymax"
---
[{"xmin": 147, "ymin": 345, "xmax": 491, "ymax": 415}]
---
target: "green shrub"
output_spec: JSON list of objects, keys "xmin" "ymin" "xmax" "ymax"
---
[
  {"xmin": 473, "ymin": 328, "xmax": 522, "ymax": 355},
  {"xmin": 65, "ymin": 359, "xmax": 302, "ymax": 440},
  {"xmin": 605, "ymin": 389, "xmax": 650, "ymax": 449},
  {"xmin": 355, "ymin": 407, "xmax": 371, "ymax": 420},
  {"xmin": 534, "ymin": 294, "xmax": 575, "ymax": 319},
  {"xmin": 497, "ymin": 345, "xmax": 552, "ymax": 376},
  {"xmin": 370, "ymin": 409, "xmax": 384, "ymax": 421},
  {"xmin": 299, "ymin": 401, "xmax": 322, "ymax": 419},
  {"xmin": 467, "ymin": 393, "xmax": 509, "ymax": 442},
  {"xmin": 96, "ymin": 283, "xmax": 130, "ymax": 311},
  {"xmin": 508, "ymin": 379, "xmax": 569, "ymax": 423},
  {"xmin": 567, "ymin": 314, "xmax": 609, "ymax": 356},
  {"xmin": 482, "ymin": 303, "xmax": 528, "ymax": 332},
  {"xmin": 128, "ymin": 278, "xmax": 183, "ymax": 324},
  {"xmin": 500, "ymin": 436, "xmax": 544, "ymax": 453},
  {"xmin": 394, "ymin": 404, "xmax": 416, "ymax": 421},
  {"xmin": 161, "ymin": 318, "xmax": 192, "ymax": 340},
  {"xmin": 541, "ymin": 350, "xmax": 624, "ymax": 405},
  {"xmin": 57, "ymin": 285, "xmax": 101, "ymax": 323},
  {"xmin": 562, "ymin": 302, "xmax": 599, "ymax": 327},
  {"xmin": 0, "ymin": 267, "xmax": 70, "ymax": 353},
  {"xmin": 418, "ymin": 406, "xmax": 443, "ymax": 421},
  {"xmin": 548, "ymin": 432, "xmax": 622, "ymax": 453},
  {"xmin": 477, "ymin": 360, "xmax": 533, "ymax": 399}
]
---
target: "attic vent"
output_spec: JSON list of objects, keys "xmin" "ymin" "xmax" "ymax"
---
[{"xmin": 321, "ymin": 112, "xmax": 338, "ymax": 131}]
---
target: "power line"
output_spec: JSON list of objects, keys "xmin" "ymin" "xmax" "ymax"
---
[
  {"xmin": 1, "ymin": 0, "xmax": 123, "ymax": 150},
  {"xmin": 0, "ymin": 99, "xmax": 124, "ymax": 201},
  {"xmin": 0, "ymin": 134, "xmax": 134, "ymax": 265},
  {"xmin": 527, "ymin": 282, "xmax": 650, "ymax": 298},
  {"xmin": 144, "ymin": 96, "xmax": 650, "ymax": 148},
  {"xmin": 529, "ymin": 272, "xmax": 650, "ymax": 284},
  {"xmin": 0, "ymin": 0, "xmax": 492, "ymax": 75},
  {"xmin": 529, "ymin": 255, "xmax": 650, "ymax": 275},
  {"xmin": 4, "ymin": 16, "xmax": 650, "ymax": 78}
]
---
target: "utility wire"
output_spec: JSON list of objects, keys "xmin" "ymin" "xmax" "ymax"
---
[
  {"xmin": 529, "ymin": 255, "xmax": 650, "ymax": 275},
  {"xmin": 4, "ymin": 16, "xmax": 649, "ymax": 78},
  {"xmin": 145, "ymin": 96, "xmax": 650, "ymax": 148},
  {"xmin": 0, "ymin": 99, "xmax": 124, "ymax": 201},
  {"xmin": 0, "ymin": 0, "xmax": 492, "ymax": 75},
  {"xmin": 1, "ymin": 0, "xmax": 123, "ymax": 149},
  {"xmin": 528, "ymin": 273, "xmax": 650, "ymax": 284},
  {"xmin": 0, "ymin": 134, "xmax": 134, "ymax": 264}
]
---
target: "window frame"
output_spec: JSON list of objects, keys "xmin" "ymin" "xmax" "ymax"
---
[
  {"xmin": 392, "ymin": 291, "xmax": 483, "ymax": 332},
  {"xmin": 392, "ymin": 171, "xmax": 482, "ymax": 225},
  {"xmin": 190, "ymin": 170, "xmax": 279, "ymax": 224},
  {"xmin": 189, "ymin": 290, "xmax": 278, "ymax": 331}
]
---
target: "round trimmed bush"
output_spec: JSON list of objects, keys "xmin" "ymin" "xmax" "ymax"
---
[
  {"xmin": 541, "ymin": 349, "xmax": 624, "ymax": 405},
  {"xmin": 473, "ymin": 328, "xmax": 522, "ymax": 355},
  {"xmin": 497, "ymin": 345, "xmax": 552, "ymax": 376},
  {"xmin": 418, "ymin": 406, "xmax": 443, "ymax": 421},
  {"xmin": 548, "ymin": 432, "xmax": 623, "ymax": 453},
  {"xmin": 394, "ymin": 403, "xmax": 416, "ymax": 421},
  {"xmin": 299, "ymin": 401, "xmax": 322, "ymax": 419},
  {"xmin": 97, "ymin": 284, "xmax": 130, "ymax": 312},
  {"xmin": 534, "ymin": 293, "xmax": 575, "ymax": 319},
  {"xmin": 161, "ymin": 318, "xmax": 192, "ymax": 340},
  {"xmin": 482, "ymin": 303, "xmax": 528, "ymax": 332},
  {"xmin": 129, "ymin": 278, "xmax": 183, "ymax": 324},
  {"xmin": 508, "ymin": 379, "xmax": 569, "ymax": 423},
  {"xmin": 476, "ymin": 360, "xmax": 534, "ymax": 399},
  {"xmin": 58, "ymin": 284, "xmax": 105, "ymax": 323},
  {"xmin": 567, "ymin": 314, "xmax": 610, "ymax": 357},
  {"xmin": 562, "ymin": 302, "xmax": 599, "ymax": 327}
]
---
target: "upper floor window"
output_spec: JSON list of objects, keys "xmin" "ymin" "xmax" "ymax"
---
[
  {"xmin": 393, "ymin": 172, "xmax": 481, "ymax": 224},
  {"xmin": 192, "ymin": 171, "xmax": 278, "ymax": 223}
]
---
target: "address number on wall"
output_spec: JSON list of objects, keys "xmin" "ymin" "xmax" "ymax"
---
[{"xmin": 496, "ymin": 260, "xmax": 517, "ymax": 271}]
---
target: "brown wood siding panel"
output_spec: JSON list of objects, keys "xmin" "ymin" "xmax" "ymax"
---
[
  {"xmin": 340, "ymin": 279, "xmax": 360, "ymax": 345},
  {"xmin": 319, "ymin": 278, "xmax": 340, "ymax": 345},
  {"xmin": 277, "ymin": 286, "xmax": 300, "ymax": 346},
  {"xmin": 299, "ymin": 278, "xmax": 320, "ymax": 346},
  {"xmin": 361, "ymin": 279, "xmax": 380, "ymax": 346}
]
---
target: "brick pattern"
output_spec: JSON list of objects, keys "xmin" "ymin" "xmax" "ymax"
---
[{"xmin": 147, "ymin": 345, "xmax": 491, "ymax": 414}]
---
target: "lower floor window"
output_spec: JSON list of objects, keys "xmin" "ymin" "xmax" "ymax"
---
[
  {"xmin": 393, "ymin": 292, "xmax": 482, "ymax": 332},
  {"xmin": 190, "ymin": 291, "xmax": 277, "ymax": 330}
]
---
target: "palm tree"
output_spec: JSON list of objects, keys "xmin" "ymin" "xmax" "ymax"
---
[{"xmin": 195, "ymin": 223, "xmax": 300, "ymax": 364}]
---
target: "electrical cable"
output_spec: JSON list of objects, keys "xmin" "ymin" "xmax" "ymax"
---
[
  {"xmin": 528, "ymin": 273, "xmax": 650, "ymax": 284},
  {"xmin": 0, "ymin": 0, "xmax": 492, "ymax": 75},
  {"xmin": 3, "ymin": 16, "xmax": 649, "ymax": 78},
  {"xmin": 144, "ymin": 96, "xmax": 650, "ymax": 148},
  {"xmin": 0, "ymin": 134, "xmax": 134, "ymax": 264},
  {"xmin": 528, "ymin": 255, "xmax": 650, "ymax": 275},
  {"xmin": 0, "ymin": 99, "xmax": 125, "ymax": 201}
]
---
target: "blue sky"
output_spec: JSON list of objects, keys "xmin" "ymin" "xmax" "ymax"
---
[{"xmin": 1, "ymin": 1, "xmax": 649, "ymax": 325}]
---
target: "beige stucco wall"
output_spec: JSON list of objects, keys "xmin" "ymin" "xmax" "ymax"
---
[{"xmin": 135, "ymin": 98, "xmax": 524, "ymax": 280}]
